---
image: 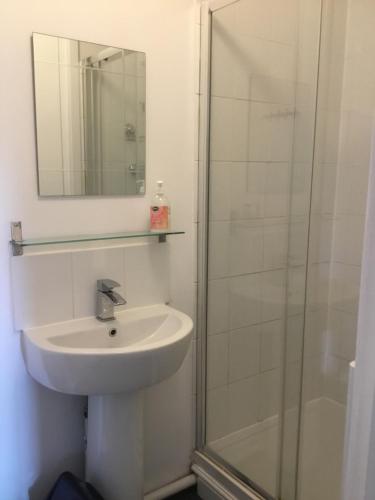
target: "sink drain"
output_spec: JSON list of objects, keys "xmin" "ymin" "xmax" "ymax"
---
[{"xmin": 109, "ymin": 328, "xmax": 117, "ymax": 337}]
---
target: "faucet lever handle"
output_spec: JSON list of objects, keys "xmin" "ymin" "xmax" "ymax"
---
[{"xmin": 97, "ymin": 279, "xmax": 121, "ymax": 292}]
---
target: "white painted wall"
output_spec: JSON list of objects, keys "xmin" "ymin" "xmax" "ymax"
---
[{"xmin": 0, "ymin": 0, "xmax": 197, "ymax": 498}]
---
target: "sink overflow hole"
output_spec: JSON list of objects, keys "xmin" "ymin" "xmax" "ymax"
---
[{"xmin": 109, "ymin": 328, "xmax": 117, "ymax": 337}]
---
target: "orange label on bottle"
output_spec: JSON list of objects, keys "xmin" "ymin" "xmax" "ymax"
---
[{"xmin": 150, "ymin": 206, "xmax": 169, "ymax": 230}]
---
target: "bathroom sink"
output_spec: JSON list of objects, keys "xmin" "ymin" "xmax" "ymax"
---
[{"xmin": 21, "ymin": 304, "xmax": 193, "ymax": 395}]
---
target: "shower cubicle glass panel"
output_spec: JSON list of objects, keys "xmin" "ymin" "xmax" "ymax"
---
[
  {"xmin": 201, "ymin": 0, "xmax": 373, "ymax": 499},
  {"xmin": 203, "ymin": 0, "xmax": 323, "ymax": 498}
]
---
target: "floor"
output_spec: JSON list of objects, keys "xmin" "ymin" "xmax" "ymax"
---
[{"xmin": 167, "ymin": 486, "xmax": 201, "ymax": 499}]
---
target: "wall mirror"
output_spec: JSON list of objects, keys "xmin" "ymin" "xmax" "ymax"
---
[{"xmin": 32, "ymin": 33, "xmax": 146, "ymax": 197}]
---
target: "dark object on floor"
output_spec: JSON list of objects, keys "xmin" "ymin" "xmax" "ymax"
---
[
  {"xmin": 166, "ymin": 485, "xmax": 201, "ymax": 499},
  {"xmin": 45, "ymin": 471, "xmax": 105, "ymax": 500}
]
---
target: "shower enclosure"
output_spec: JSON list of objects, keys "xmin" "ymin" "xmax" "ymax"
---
[{"xmin": 195, "ymin": 0, "xmax": 373, "ymax": 499}]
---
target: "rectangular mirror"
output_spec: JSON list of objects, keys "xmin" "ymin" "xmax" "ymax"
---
[{"xmin": 32, "ymin": 33, "xmax": 146, "ymax": 197}]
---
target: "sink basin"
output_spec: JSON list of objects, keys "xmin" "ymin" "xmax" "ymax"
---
[
  {"xmin": 22, "ymin": 304, "xmax": 193, "ymax": 395},
  {"xmin": 22, "ymin": 303, "xmax": 193, "ymax": 500}
]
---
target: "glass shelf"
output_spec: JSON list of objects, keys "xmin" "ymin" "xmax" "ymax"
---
[{"xmin": 10, "ymin": 223, "xmax": 184, "ymax": 256}]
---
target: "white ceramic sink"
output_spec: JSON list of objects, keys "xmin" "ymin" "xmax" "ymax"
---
[
  {"xmin": 22, "ymin": 304, "xmax": 193, "ymax": 395},
  {"xmin": 21, "ymin": 303, "xmax": 193, "ymax": 500}
]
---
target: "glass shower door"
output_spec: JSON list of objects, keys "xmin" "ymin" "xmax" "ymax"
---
[{"xmin": 203, "ymin": 0, "xmax": 323, "ymax": 498}]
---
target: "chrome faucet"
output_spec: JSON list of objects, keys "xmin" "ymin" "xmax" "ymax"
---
[{"xmin": 96, "ymin": 279, "xmax": 126, "ymax": 321}]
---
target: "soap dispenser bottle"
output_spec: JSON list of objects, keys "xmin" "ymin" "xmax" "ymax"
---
[{"xmin": 150, "ymin": 180, "xmax": 170, "ymax": 231}]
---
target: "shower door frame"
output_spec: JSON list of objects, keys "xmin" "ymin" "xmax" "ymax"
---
[
  {"xmin": 193, "ymin": 1, "xmax": 325, "ymax": 498},
  {"xmin": 193, "ymin": 2, "xmax": 272, "ymax": 499}
]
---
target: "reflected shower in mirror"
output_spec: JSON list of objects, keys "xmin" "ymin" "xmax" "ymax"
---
[{"xmin": 32, "ymin": 33, "xmax": 146, "ymax": 196}]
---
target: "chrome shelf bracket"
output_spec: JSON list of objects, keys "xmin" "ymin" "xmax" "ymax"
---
[{"xmin": 11, "ymin": 221, "xmax": 23, "ymax": 256}]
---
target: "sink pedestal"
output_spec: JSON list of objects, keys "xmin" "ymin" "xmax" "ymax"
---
[{"xmin": 86, "ymin": 391, "xmax": 144, "ymax": 500}]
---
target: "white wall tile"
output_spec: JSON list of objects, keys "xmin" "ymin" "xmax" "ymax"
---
[
  {"xmin": 124, "ymin": 243, "xmax": 170, "ymax": 307},
  {"xmin": 258, "ymin": 368, "xmax": 281, "ymax": 420},
  {"xmin": 11, "ymin": 253, "xmax": 73, "ymax": 330},
  {"xmin": 72, "ymin": 248, "xmax": 125, "ymax": 318}
]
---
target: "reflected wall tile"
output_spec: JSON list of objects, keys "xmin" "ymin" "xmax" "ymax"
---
[
  {"xmin": 248, "ymin": 103, "xmax": 293, "ymax": 162},
  {"xmin": 38, "ymin": 170, "xmax": 64, "ymax": 196},
  {"xmin": 304, "ymin": 308, "xmax": 327, "ymax": 358},
  {"xmin": 210, "ymin": 97, "xmax": 249, "ymax": 161},
  {"xmin": 327, "ymin": 308, "xmax": 357, "ymax": 361},
  {"xmin": 286, "ymin": 314, "xmax": 304, "ymax": 363},
  {"xmin": 264, "ymin": 163, "xmax": 290, "ymax": 217},
  {"xmin": 287, "ymin": 266, "xmax": 306, "ymax": 317},
  {"xmin": 207, "ymin": 386, "xmax": 229, "ymax": 441},
  {"xmin": 207, "ymin": 278, "xmax": 230, "ymax": 335},
  {"xmin": 259, "ymin": 368, "xmax": 281, "ymax": 420},
  {"xmin": 229, "ymin": 220, "xmax": 263, "ymax": 275},
  {"xmin": 229, "ymin": 325, "xmax": 260, "ymax": 382},
  {"xmin": 290, "ymin": 162, "xmax": 312, "ymax": 217},
  {"xmin": 338, "ymin": 110, "xmax": 372, "ymax": 167},
  {"xmin": 263, "ymin": 219, "xmax": 288, "ymax": 270},
  {"xmin": 229, "ymin": 273, "xmax": 262, "ymax": 329},
  {"xmin": 292, "ymin": 106, "xmax": 315, "ymax": 164},
  {"xmin": 260, "ymin": 319, "xmax": 283, "ymax": 371},
  {"xmin": 335, "ymin": 165, "xmax": 369, "ymax": 216},
  {"xmin": 210, "ymin": 162, "xmax": 258, "ymax": 221},
  {"xmin": 330, "ymin": 263, "xmax": 361, "ymax": 315},
  {"xmin": 323, "ymin": 354, "xmax": 350, "ymax": 404},
  {"xmin": 285, "ymin": 360, "xmax": 302, "ymax": 410},
  {"xmin": 301, "ymin": 356, "xmax": 321, "ymax": 403},
  {"xmin": 246, "ymin": 163, "xmax": 266, "ymax": 218},
  {"xmin": 251, "ymin": 75, "xmax": 295, "ymax": 105},
  {"xmin": 288, "ymin": 218, "xmax": 309, "ymax": 267},
  {"xmin": 208, "ymin": 221, "xmax": 230, "ymax": 278},
  {"xmin": 332, "ymin": 215, "xmax": 365, "ymax": 265},
  {"xmin": 261, "ymin": 269, "xmax": 287, "ymax": 322},
  {"xmin": 228, "ymin": 376, "xmax": 259, "ymax": 432},
  {"xmin": 207, "ymin": 333, "xmax": 229, "ymax": 389}
]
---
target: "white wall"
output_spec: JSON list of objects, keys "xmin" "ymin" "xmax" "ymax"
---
[{"xmin": 0, "ymin": 1, "xmax": 197, "ymax": 498}]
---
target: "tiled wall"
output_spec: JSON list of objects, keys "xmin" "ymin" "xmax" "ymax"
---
[
  {"xmin": 323, "ymin": 0, "xmax": 374, "ymax": 405},
  {"xmin": 11, "ymin": 243, "xmax": 169, "ymax": 329}
]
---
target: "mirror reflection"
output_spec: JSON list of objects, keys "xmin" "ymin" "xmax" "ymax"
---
[{"xmin": 32, "ymin": 33, "xmax": 146, "ymax": 196}]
